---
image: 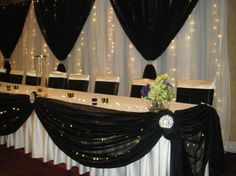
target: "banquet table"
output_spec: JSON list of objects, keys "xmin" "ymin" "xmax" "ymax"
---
[{"xmin": 0, "ymin": 82, "xmax": 224, "ymax": 176}]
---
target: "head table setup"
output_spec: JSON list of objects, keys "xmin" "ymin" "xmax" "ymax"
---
[{"xmin": 0, "ymin": 81, "xmax": 224, "ymax": 176}]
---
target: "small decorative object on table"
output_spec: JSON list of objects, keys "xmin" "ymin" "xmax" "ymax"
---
[{"xmin": 141, "ymin": 73, "xmax": 175, "ymax": 112}]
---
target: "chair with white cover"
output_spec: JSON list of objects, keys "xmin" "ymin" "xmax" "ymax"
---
[
  {"xmin": 8, "ymin": 70, "xmax": 24, "ymax": 84},
  {"xmin": 94, "ymin": 75, "xmax": 120, "ymax": 95},
  {"xmin": 48, "ymin": 71, "xmax": 67, "ymax": 89},
  {"xmin": 0, "ymin": 68, "xmax": 7, "ymax": 82},
  {"xmin": 176, "ymin": 79, "xmax": 215, "ymax": 105},
  {"xmin": 130, "ymin": 78, "xmax": 154, "ymax": 98},
  {"xmin": 67, "ymin": 73, "xmax": 90, "ymax": 92},
  {"xmin": 25, "ymin": 70, "xmax": 40, "ymax": 86}
]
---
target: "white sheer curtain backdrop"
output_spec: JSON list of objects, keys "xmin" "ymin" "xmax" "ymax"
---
[{"xmin": 0, "ymin": 0, "xmax": 232, "ymax": 151}]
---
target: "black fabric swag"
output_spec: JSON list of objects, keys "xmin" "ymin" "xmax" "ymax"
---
[
  {"xmin": 34, "ymin": 97, "xmax": 224, "ymax": 176},
  {"xmin": 34, "ymin": 0, "xmax": 95, "ymax": 72},
  {"xmin": 0, "ymin": 93, "xmax": 33, "ymax": 136},
  {"xmin": 110, "ymin": 0, "xmax": 199, "ymax": 79},
  {"xmin": 0, "ymin": 1, "xmax": 30, "ymax": 74}
]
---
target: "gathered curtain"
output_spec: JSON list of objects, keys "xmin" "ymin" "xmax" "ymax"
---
[
  {"xmin": 110, "ymin": 0, "xmax": 199, "ymax": 79},
  {"xmin": 0, "ymin": 1, "xmax": 30, "ymax": 73},
  {"xmin": 34, "ymin": 0, "xmax": 95, "ymax": 72}
]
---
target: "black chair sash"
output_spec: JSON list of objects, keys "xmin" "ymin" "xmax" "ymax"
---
[
  {"xmin": 67, "ymin": 80, "xmax": 89, "ymax": 92},
  {"xmin": 94, "ymin": 81, "xmax": 119, "ymax": 95}
]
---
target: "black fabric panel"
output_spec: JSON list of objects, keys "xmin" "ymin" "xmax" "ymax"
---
[
  {"xmin": 172, "ymin": 105, "xmax": 224, "ymax": 176},
  {"xmin": 48, "ymin": 77, "xmax": 67, "ymax": 89},
  {"xmin": 34, "ymin": 0, "xmax": 95, "ymax": 71},
  {"xmin": 0, "ymin": 1, "xmax": 30, "ymax": 73},
  {"xmin": 176, "ymin": 88, "xmax": 214, "ymax": 105},
  {"xmin": 3, "ymin": 60, "xmax": 11, "ymax": 74},
  {"xmin": 130, "ymin": 85, "xmax": 144, "ymax": 98},
  {"xmin": 94, "ymin": 82, "xmax": 119, "ymax": 95},
  {"xmin": 0, "ymin": 93, "xmax": 33, "ymax": 136},
  {"xmin": 142, "ymin": 64, "xmax": 157, "ymax": 79},
  {"xmin": 110, "ymin": 0, "xmax": 199, "ymax": 61},
  {"xmin": 34, "ymin": 97, "xmax": 163, "ymax": 168},
  {"xmin": 67, "ymin": 80, "xmax": 89, "ymax": 92}
]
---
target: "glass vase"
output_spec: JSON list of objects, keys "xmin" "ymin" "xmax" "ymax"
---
[{"xmin": 149, "ymin": 100, "xmax": 170, "ymax": 112}]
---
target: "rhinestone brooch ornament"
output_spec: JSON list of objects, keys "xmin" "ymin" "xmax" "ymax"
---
[{"xmin": 159, "ymin": 114, "xmax": 174, "ymax": 129}]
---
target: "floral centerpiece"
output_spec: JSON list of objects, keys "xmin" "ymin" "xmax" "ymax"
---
[{"xmin": 141, "ymin": 73, "xmax": 175, "ymax": 112}]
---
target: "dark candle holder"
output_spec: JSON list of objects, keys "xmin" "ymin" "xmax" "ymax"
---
[
  {"xmin": 101, "ymin": 97, "xmax": 109, "ymax": 104},
  {"xmin": 6, "ymin": 85, "xmax": 11, "ymax": 91},
  {"xmin": 92, "ymin": 98, "xmax": 97, "ymax": 105},
  {"xmin": 67, "ymin": 92, "xmax": 74, "ymax": 98}
]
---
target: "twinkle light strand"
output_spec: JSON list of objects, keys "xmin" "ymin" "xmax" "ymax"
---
[{"xmin": 106, "ymin": 6, "xmax": 115, "ymax": 75}]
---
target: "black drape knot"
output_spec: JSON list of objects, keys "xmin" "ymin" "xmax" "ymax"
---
[
  {"xmin": 3, "ymin": 58, "xmax": 11, "ymax": 74},
  {"xmin": 57, "ymin": 62, "xmax": 66, "ymax": 72},
  {"xmin": 142, "ymin": 64, "xmax": 157, "ymax": 79}
]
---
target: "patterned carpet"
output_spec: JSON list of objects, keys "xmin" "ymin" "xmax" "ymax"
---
[
  {"xmin": 0, "ymin": 145, "xmax": 89, "ymax": 176},
  {"xmin": 222, "ymin": 152, "xmax": 236, "ymax": 176},
  {"xmin": 1, "ymin": 144, "xmax": 236, "ymax": 176}
]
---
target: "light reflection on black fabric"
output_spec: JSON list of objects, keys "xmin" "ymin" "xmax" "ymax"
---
[
  {"xmin": 0, "ymin": 93, "xmax": 33, "ymax": 136},
  {"xmin": 34, "ymin": 97, "xmax": 224, "ymax": 176}
]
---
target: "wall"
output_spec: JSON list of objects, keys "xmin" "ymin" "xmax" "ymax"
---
[{"xmin": 228, "ymin": 0, "xmax": 236, "ymax": 141}]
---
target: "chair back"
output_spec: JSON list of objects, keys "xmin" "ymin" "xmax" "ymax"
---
[
  {"xmin": 130, "ymin": 78, "xmax": 154, "ymax": 98},
  {"xmin": 94, "ymin": 75, "xmax": 120, "ymax": 95},
  {"xmin": 8, "ymin": 70, "xmax": 24, "ymax": 84},
  {"xmin": 67, "ymin": 73, "xmax": 90, "ymax": 92},
  {"xmin": 176, "ymin": 79, "xmax": 215, "ymax": 105},
  {"xmin": 48, "ymin": 71, "xmax": 67, "ymax": 89},
  {"xmin": 25, "ymin": 70, "xmax": 41, "ymax": 86}
]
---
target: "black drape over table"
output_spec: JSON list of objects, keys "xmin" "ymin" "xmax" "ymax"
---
[
  {"xmin": 34, "ymin": 0, "xmax": 95, "ymax": 72},
  {"xmin": 110, "ymin": 0, "xmax": 199, "ymax": 79},
  {"xmin": 0, "ymin": 91, "xmax": 224, "ymax": 176},
  {"xmin": 0, "ymin": 93, "xmax": 33, "ymax": 135}
]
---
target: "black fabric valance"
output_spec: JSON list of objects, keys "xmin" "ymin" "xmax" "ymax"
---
[
  {"xmin": 34, "ymin": 97, "xmax": 224, "ymax": 176},
  {"xmin": 0, "ymin": 93, "xmax": 33, "ymax": 136},
  {"xmin": 0, "ymin": 1, "xmax": 30, "ymax": 74},
  {"xmin": 0, "ymin": 91, "xmax": 225, "ymax": 175},
  {"xmin": 110, "ymin": 0, "xmax": 199, "ymax": 78},
  {"xmin": 34, "ymin": 0, "xmax": 95, "ymax": 72}
]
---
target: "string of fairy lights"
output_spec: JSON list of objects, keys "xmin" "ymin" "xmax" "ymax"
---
[
  {"xmin": 211, "ymin": 3, "xmax": 223, "ymax": 113},
  {"xmin": 106, "ymin": 6, "xmax": 115, "ymax": 75}
]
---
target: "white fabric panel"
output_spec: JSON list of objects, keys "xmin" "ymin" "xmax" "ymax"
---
[
  {"xmin": 48, "ymin": 71, "xmax": 67, "ymax": 78},
  {"xmin": 0, "ymin": 68, "xmax": 6, "ymax": 73},
  {"xmin": 95, "ymin": 75, "xmax": 120, "ymax": 82},
  {"xmin": 26, "ymin": 70, "xmax": 37, "ymax": 77},
  {"xmin": 10, "ymin": 69, "xmax": 24, "ymax": 75},
  {"xmin": 68, "ymin": 73, "xmax": 90, "ymax": 81},
  {"xmin": 177, "ymin": 80, "xmax": 216, "ymax": 89}
]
